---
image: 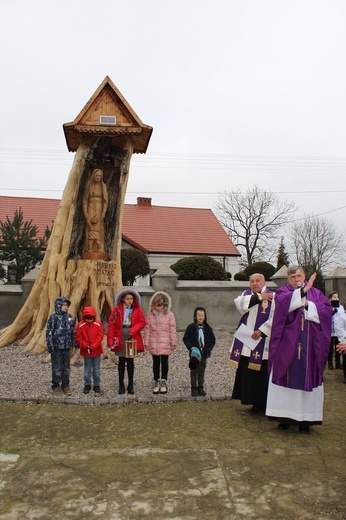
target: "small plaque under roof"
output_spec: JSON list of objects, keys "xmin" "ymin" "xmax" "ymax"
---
[{"xmin": 100, "ymin": 115, "xmax": 116, "ymax": 125}]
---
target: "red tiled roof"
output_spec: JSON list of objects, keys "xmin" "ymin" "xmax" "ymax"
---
[
  {"xmin": 0, "ymin": 196, "xmax": 240, "ymax": 257},
  {"xmin": 122, "ymin": 204, "xmax": 240, "ymax": 255},
  {"xmin": 0, "ymin": 196, "xmax": 61, "ymax": 238}
]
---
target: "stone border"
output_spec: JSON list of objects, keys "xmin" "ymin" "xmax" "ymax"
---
[{"xmin": 0, "ymin": 393, "xmax": 233, "ymax": 406}]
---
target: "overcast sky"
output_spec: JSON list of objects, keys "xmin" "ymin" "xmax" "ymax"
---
[{"xmin": 1, "ymin": 0, "xmax": 345, "ymax": 251}]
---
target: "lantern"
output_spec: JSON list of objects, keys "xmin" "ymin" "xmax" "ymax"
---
[{"xmin": 125, "ymin": 339, "xmax": 137, "ymax": 358}]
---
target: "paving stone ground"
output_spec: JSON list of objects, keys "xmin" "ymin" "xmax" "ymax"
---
[{"xmin": 0, "ymin": 369, "xmax": 345, "ymax": 519}]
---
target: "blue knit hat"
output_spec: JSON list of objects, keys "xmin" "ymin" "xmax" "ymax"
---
[
  {"xmin": 189, "ymin": 347, "xmax": 201, "ymax": 369},
  {"xmin": 191, "ymin": 347, "xmax": 201, "ymax": 360}
]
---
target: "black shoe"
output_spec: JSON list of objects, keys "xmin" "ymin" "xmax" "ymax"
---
[
  {"xmin": 83, "ymin": 385, "xmax": 91, "ymax": 394},
  {"xmin": 93, "ymin": 386, "xmax": 101, "ymax": 393},
  {"xmin": 191, "ymin": 387, "xmax": 198, "ymax": 397},
  {"xmin": 278, "ymin": 423, "xmax": 290, "ymax": 430},
  {"xmin": 118, "ymin": 384, "xmax": 125, "ymax": 395},
  {"xmin": 328, "ymin": 364, "xmax": 333, "ymax": 370},
  {"xmin": 198, "ymin": 387, "xmax": 207, "ymax": 396},
  {"xmin": 127, "ymin": 386, "xmax": 134, "ymax": 395},
  {"xmin": 299, "ymin": 425, "xmax": 310, "ymax": 434}
]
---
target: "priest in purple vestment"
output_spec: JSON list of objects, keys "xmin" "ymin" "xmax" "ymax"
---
[{"xmin": 266, "ymin": 266, "xmax": 332, "ymax": 434}]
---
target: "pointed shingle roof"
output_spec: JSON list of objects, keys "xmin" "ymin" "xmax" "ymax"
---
[{"xmin": 63, "ymin": 76, "xmax": 153, "ymax": 154}]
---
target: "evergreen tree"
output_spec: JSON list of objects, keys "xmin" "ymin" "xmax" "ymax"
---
[
  {"xmin": 40, "ymin": 223, "xmax": 53, "ymax": 249},
  {"xmin": 276, "ymin": 236, "xmax": 290, "ymax": 271},
  {"xmin": 0, "ymin": 208, "xmax": 44, "ymax": 283}
]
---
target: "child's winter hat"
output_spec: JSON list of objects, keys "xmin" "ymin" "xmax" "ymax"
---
[
  {"xmin": 189, "ymin": 347, "xmax": 201, "ymax": 369},
  {"xmin": 191, "ymin": 347, "xmax": 201, "ymax": 360},
  {"xmin": 115, "ymin": 287, "xmax": 141, "ymax": 306},
  {"xmin": 82, "ymin": 306, "xmax": 96, "ymax": 320}
]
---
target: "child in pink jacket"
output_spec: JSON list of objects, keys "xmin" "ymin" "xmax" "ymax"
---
[{"xmin": 144, "ymin": 291, "xmax": 177, "ymax": 394}]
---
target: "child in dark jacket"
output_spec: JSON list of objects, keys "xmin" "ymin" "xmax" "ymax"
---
[
  {"xmin": 183, "ymin": 306, "xmax": 216, "ymax": 396},
  {"xmin": 46, "ymin": 296, "xmax": 76, "ymax": 397},
  {"xmin": 107, "ymin": 288, "xmax": 146, "ymax": 395},
  {"xmin": 76, "ymin": 306, "xmax": 104, "ymax": 394}
]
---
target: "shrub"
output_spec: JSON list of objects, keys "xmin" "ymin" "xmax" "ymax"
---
[
  {"xmin": 121, "ymin": 248, "xmax": 150, "ymax": 286},
  {"xmin": 170, "ymin": 256, "xmax": 228, "ymax": 280},
  {"xmin": 243, "ymin": 262, "xmax": 276, "ymax": 280},
  {"xmin": 234, "ymin": 271, "xmax": 247, "ymax": 281}
]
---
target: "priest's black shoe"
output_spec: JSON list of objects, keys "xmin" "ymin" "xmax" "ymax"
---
[
  {"xmin": 277, "ymin": 423, "xmax": 290, "ymax": 430},
  {"xmin": 299, "ymin": 425, "xmax": 310, "ymax": 434}
]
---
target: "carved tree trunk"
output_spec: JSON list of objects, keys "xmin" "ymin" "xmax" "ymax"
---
[{"xmin": 0, "ymin": 138, "xmax": 133, "ymax": 353}]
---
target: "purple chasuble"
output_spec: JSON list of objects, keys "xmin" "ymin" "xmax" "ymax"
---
[
  {"xmin": 230, "ymin": 288, "xmax": 273, "ymax": 370},
  {"xmin": 268, "ymin": 283, "xmax": 332, "ymax": 391}
]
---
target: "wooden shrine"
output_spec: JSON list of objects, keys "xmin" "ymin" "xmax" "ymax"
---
[{"xmin": 0, "ymin": 77, "xmax": 152, "ymax": 353}]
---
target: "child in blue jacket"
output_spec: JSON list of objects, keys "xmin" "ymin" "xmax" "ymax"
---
[{"xmin": 46, "ymin": 296, "xmax": 75, "ymax": 396}]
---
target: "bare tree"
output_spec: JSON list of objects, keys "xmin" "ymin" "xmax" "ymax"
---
[
  {"xmin": 288, "ymin": 214, "xmax": 345, "ymax": 274},
  {"xmin": 215, "ymin": 185, "xmax": 298, "ymax": 265}
]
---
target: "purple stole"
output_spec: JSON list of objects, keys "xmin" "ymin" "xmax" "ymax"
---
[{"xmin": 230, "ymin": 289, "xmax": 273, "ymax": 371}]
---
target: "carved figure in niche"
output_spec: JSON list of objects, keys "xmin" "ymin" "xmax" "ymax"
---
[{"xmin": 83, "ymin": 168, "xmax": 108, "ymax": 254}]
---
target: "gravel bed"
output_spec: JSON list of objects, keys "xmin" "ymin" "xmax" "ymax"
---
[{"xmin": 0, "ymin": 330, "xmax": 236, "ymax": 403}]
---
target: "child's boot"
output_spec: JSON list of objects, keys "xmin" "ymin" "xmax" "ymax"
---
[
  {"xmin": 83, "ymin": 384, "xmax": 91, "ymax": 394},
  {"xmin": 191, "ymin": 386, "xmax": 198, "ymax": 397},
  {"xmin": 160, "ymin": 379, "xmax": 167, "ymax": 394},
  {"xmin": 153, "ymin": 380, "xmax": 161, "ymax": 394},
  {"xmin": 198, "ymin": 386, "xmax": 207, "ymax": 396},
  {"xmin": 93, "ymin": 386, "xmax": 101, "ymax": 393}
]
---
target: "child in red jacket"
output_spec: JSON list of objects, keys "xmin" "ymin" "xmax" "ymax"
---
[
  {"xmin": 107, "ymin": 288, "xmax": 146, "ymax": 395},
  {"xmin": 76, "ymin": 306, "xmax": 104, "ymax": 394}
]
